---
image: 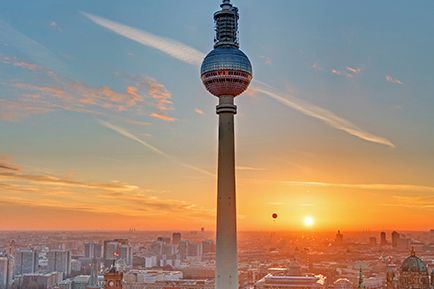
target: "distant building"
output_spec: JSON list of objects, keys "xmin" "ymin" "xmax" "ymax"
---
[
  {"xmin": 14, "ymin": 249, "xmax": 38, "ymax": 276},
  {"xmin": 254, "ymin": 274, "xmax": 326, "ymax": 289},
  {"xmin": 15, "ymin": 272, "xmax": 61, "ymax": 289},
  {"xmin": 71, "ymin": 259, "xmax": 82, "ymax": 274},
  {"xmin": 201, "ymin": 241, "xmax": 214, "ymax": 256},
  {"xmin": 144, "ymin": 257, "xmax": 157, "ymax": 269},
  {"xmin": 118, "ymin": 246, "xmax": 133, "ymax": 267},
  {"xmin": 335, "ymin": 231, "xmax": 344, "ymax": 244},
  {"xmin": 156, "ymin": 237, "xmax": 170, "ymax": 244},
  {"xmin": 392, "ymin": 231, "xmax": 400, "ymax": 248},
  {"xmin": 369, "ymin": 237, "xmax": 377, "ymax": 246},
  {"xmin": 0, "ymin": 256, "xmax": 14, "ymax": 289},
  {"xmin": 103, "ymin": 240, "xmax": 132, "ymax": 268},
  {"xmin": 380, "ymin": 232, "xmax": 388, "ymax": 246},
  {"xmin": 85, "ymin": 244, "xmax": 103, "ymax": 260},
  {"xmin": 334, "ymin": 278, "xmax": 352, "ymax": 289},
  {"xmin": 47, "ymin": 250, "xmax": 71, "ymax": 278},
  {"xmin": 131, "ymin": 279, "xmax": 214, "ymax": 289},
  {"xmin": 172, "ymin": 233, "xmax": 181, "ymax": 245}
]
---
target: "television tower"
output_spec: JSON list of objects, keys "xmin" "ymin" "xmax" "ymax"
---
[{"xmin": 200, "ymin": 1, "xmax": 252, "ymax": 289}]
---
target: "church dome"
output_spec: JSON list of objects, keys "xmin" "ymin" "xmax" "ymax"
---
[{"xmin": 400, "ymin": 253, "xmax": 428, "ymax": 273}]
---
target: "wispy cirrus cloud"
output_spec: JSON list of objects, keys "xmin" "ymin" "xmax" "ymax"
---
[
  {"xmin": 285, "ymin": 181, "xmax": 434, "ymax": 193},
  {"xmin": 150, "ymin": 113, "xmax": 176, "ymax": 122},
  {"xmin": 0, "ymin": 99, "xmax": 53, "ymax": 121},
  {"xmin": 253, "ymin": 83, "xmax": 395, "ymax": 148},
  {"xmin": 236, "ymin": 166, "xmax": 266, "ymax": 171},
  {"xmin": 0, "ymin": 55, "xmax": 39, "ymax": 71},
  {"xmin": 381, "ymin": 195, "xmax": 434, "ymax": 209},
  {"xmin": 0, "ymin": 156, "xmax": 21, "ymax": 172},
  {"xmin": 0, "ymin": 21, "xmax": 64, "ymax": 70},
  {"xmin": 48, "ymin": 21, "xmax": 62, "ymax": 32},
  {"xmin": 82, "ymin": 12, "xmax": 204, "ymax": 66},
  {"xmin": 0, "ymin": 171, "xmax": 138, "ymax": 192},
  {"xmin": 385, "ymin": 74, "xmax": 403, "ymax": 85},
  {"xmin": 82, "ymin": 12, "xmax": 394, "ymax": 148},
  {"xmin": 99, "ymin": 120, "xmax": 215, "ymax": 177}
]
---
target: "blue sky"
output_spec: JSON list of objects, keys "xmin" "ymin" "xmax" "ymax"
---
[{"xmin": 1, "ymin": 0, "xmax": 433, "ymax": 230}]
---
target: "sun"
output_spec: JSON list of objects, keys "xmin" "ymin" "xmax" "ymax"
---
[{"xmin": 303, "ymin": 216, "xmax": 315, "ymax": 227}]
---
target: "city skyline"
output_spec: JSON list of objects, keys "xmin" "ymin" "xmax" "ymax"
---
[{"xmin": 1, "ymin": 0, "xmax": 434, "ymax": 231}]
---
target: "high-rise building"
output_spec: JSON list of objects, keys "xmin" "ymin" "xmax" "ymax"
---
[
  {"xmin": 47, "ymin": 250, "xmax": 71, "ymax": 278},
  {"xmin": 177, "ymin": 240, "xmax": 189, "ymax": 261},
  {"xmin": 103, "ymin": 240, "xmax": 132, "ymax": 268},
  {"xmin": 200, "ymin": 1, "xmax": 252, "ymax": 289},
  {"xmin": 0, "ymin": 256, "xmax": 14, "ymax": 289},
  {"xmin": 380, "ymin": 232, "xmax": 387, "ymax": 246},
  {"xmin": 391, "ymin": 231, "xmax": 400, "ymax": 248},
  {"xmin": 172, "ymin": 233, "xmax": 181, "ymax": 245},
  {"xmin": 118, "ymin": 245, "xmax": 133, "ymax": 267},
  {"xmin": 85, "ymin": 243, "xmax": 103, "ymax": 259},
  {"xmin": 14, "ymin": 249, "xmax": 38, "ymax": 276},
  {"xmin": 335, "ymin": 230, "xmax": 344, "ymax": 244},
  {"xmin": 103, "ymin": 241, "xmax": 118, "ymax": 262},
  {"xmin": 201, "ymin": 240, "xmax": 215, "ymax": 255}
]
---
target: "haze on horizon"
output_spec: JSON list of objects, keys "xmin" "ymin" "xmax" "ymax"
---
[{"xmin": 0, "ymin": 0, "xmax": 433, "ymax": 232}]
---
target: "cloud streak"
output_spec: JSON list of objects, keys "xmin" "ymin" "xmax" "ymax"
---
[
  {"xmin": 285, "ymin": 181, "xmax": 434, "ymax": 193},
  {"xmin": 253, "ymin": 84, "xmax": 396, "ymax": 148},
  {"xmin": 0, "ymin": 166, "xmax": 214, "ymax": 220},
  {"xmin": 385, "ymin": 74, "xmax": 403, "ymax": 85},
  {"xmin": 82, "ymin": 12, "xmax": 395, "ymax": 148},
  {"xmin": 99, "ymin": 120, "xmax": 215, "ymax": 177},
  {"xmin": 0, "ymin": 171, "xmax": 138, "ymax": 192},
  {"xmin": 82, "ymin": 12, "xmax": 205, "ymax": 66}
]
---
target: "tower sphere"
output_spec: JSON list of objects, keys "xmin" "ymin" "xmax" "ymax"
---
[{"xmin": 201, "ymin": 47, "xmax": 252, "ymax": 97}]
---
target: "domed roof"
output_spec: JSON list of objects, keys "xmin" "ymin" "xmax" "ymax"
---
[
  {"xmin": 201, "ymin": 47, "xmax": 252, "ymax": 75},
  {"xmin": 334, "ymin": 278, "xmax": 353, "ymax": 289},
  {"xmin": 400, "ymin": 252, "xmax": 428, "ymax": 273}
]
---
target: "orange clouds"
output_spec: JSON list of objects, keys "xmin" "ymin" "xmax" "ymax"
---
[
  {"xmin": 194, "ymin": 108, "xmax": 204, "ymax": 115},
  {"xmin": 1, "ymin": 55, "xmax": 177, "ymax": 123},
  {"xmin": 150, "ymin": 113, "xmax": 176, "ymax": 122},
  {"xmin": 0, "ymin": 156, "xmax": 21, "ymax": 172},
  {"xmin": 0, "ymin": 162, "xmax": 214, "ymax": 226},
  {"xmin": 141, "ymin": 77, "xmax": 176, "ymax": 121},
  {"xmin": 0, "ymin": 55, "xmax": 39, "ymax": 71}
]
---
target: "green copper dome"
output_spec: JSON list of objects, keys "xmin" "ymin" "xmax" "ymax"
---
[{"xmin": 400, "ymin": 254, "xmax": 428, "ymax": 273}]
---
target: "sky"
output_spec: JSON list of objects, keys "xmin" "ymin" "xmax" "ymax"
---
[{"xmin": 1, "ymin": 0, "xmax": 433, "ymax": 231}]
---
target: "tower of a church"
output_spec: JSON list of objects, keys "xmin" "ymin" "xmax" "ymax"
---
[
  {"xmin": 87, "ymin": 258, "xmax": 101, "ymax": 289},
  {"xmin": 104, "ymin": 262, "xmax": 123, "ymax": 289}
]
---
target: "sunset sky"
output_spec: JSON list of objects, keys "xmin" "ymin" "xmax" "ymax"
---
[{"xmin": 1, "ymin": 0, "xmax": 433, "ymax": 231}]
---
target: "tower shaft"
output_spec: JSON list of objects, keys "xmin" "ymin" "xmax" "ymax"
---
[{"xmin": 216, "ymin": 95, "xmax": 238, "ymax": 289}]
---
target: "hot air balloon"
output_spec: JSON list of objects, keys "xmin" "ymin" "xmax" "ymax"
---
[{"xmin": 272, "ymin": 213, "xmax": 278, "ymax": 219}]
